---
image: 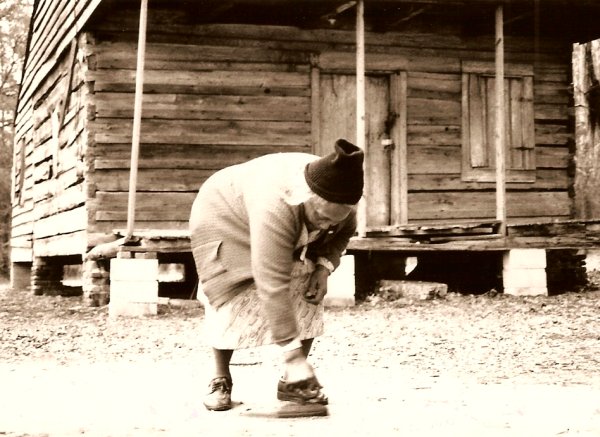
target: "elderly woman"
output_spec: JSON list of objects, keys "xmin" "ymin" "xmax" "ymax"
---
[{"xmin": 190, "ymin": 139, "xmax": 363, "ymax": 411}]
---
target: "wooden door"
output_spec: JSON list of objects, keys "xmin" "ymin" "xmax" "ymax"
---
[{"xmin": 319, "ymin": 73, "xmax": 391, "ymax": 227}]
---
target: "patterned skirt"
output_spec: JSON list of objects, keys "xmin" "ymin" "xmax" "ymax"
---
[{"xmin": 199, "ymin": 260, "xmax": 324, "ymax": 350}]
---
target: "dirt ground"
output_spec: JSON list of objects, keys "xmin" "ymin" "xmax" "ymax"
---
[{"xmin": 0, "ymin": 272, "xmax": 599, "ymax": 436}]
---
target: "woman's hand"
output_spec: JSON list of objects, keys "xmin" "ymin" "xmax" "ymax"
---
[{"xmin": 304, "ymin": 265, "xmax": 329, "ymax": 304}]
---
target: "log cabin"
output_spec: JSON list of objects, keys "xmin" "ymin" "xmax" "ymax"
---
[{"xmin": 9, "ymin": 0, "xmax": 600, "ymax": 303}]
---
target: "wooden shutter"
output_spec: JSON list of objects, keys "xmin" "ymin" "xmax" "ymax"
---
[
  {"xmin": 462, "ymin": 61, "xmax": 535, "ymax": 183},
  {"xmin": 467, "ymin": 74, "xmax": 488, "ymax": 168}
]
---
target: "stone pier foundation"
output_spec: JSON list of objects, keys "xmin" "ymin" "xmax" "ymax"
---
[
  {"xmin": 82, "ymin": 259, "xmax": 110, "ymax": 306},
  {"xmin": 31, "ymin": 257, "xmax": 64, "ymax": 296}
]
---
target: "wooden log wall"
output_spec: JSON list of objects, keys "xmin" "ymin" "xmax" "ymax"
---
[
  {"xmin": 314, "ymin": 29, "xmax": 572, "ymax": 224},
  {"xmin": 80, "ymin": 6, "xmax": 574, "ymax": 237},
  {"xmin": 404, "ymin": 62, "xmax": 572, "ymax": 223},
  {"xmin": 84, "ymin": 11, "xmax": 313, "ymax": 237},
  {"xmin": 12, "ymin": 0, "xmax": 102, "ymax": 262},
  {"xmin": 13, "ymin": 33, "xmax": 92, "ymax": 258},
  {"xmin": 8, "ymin": 1, "xmax": 590, "ymax": 264}
]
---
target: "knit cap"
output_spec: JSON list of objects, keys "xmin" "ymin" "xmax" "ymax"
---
[{"xmin": 304, "ymin": 139, "xmax": 364, "ymax": 205}]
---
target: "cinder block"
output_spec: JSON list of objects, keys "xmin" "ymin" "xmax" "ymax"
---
[
  {"xmin": 110, "ymin": 280, "xmax": 159, "ymax": 303},
  {"xmin": 324, "ymin": 255, "xmax": 355, "ymax": 307},
  {"xmin": 502, "ymin": 268, "xmax": 547, "ymax": 288},
  {"xmin": 503, "ymin": 249, "xmax": 547, "ymax": 269},
  {"xmin": 110, "ymin": 258, "xmax": 158, "ymax": 281}
]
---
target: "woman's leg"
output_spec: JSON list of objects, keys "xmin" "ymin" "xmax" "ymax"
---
[
  {"xmin": 204, "ymin": 348, "xmax": 234, "ymax": 411},
  {"xmin": 212, "ymin": 348, "xmax": 234, "ymax": 378},
  {"xmin": 301, "ymin": 338, "xmax": 314, "ymax": 358}
]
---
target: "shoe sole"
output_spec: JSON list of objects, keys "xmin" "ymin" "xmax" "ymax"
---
[
  {"xmin": 277, "ymin": 402, "xmax": 328, "ymax": 418},
  {"xmin": 204, "ymin": 404, "xmax": 232, "ymax": 411},
  {"xmin": 277, "ymin": 391, "xmax": 328, "ymax": 406}
]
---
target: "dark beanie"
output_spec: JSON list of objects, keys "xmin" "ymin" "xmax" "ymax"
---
[{"xmin": 304, "ymin": 139, "xmax": 364, "ymax": 205}]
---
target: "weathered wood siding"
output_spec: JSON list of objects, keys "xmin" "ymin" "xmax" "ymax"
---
[
  {"xmin": 13, "ymin": 2, "xmax": 576, "ymax": 261},
  {"xmin": 17, "ymin": 34, "xmax": 92, "ymax": 258},
  {"xmin": 82, "ymin": 6, "xmax": 573, "ymax": 233},
  {"xmin": 12, "ymin": 0, "xmax": 102, "ymax": 261},
  {"xmin": 84, "ymin": 11, "xmax": 314, "ymax": 236},
  {"xmin": 405, "ymin": 62, "xmax": 571, "ymax": 223}
]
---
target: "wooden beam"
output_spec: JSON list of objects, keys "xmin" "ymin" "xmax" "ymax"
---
[
  {"xmin": 494, "ymin": 4, "xmax": 507, "ymax": 235},
  {"xmin": 126, "ymin": 0, "xmax": 148, "ymax": 240},
  {"xmin": 356, "ymin": 0, "xmax": 367, "ymax": 237}
]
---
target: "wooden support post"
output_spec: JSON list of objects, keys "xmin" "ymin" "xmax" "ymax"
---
[
  {"xmin": 126, "ymin": 0, "xmax": 148, "ymax": 240},
  {"xmin": 494, "ymin": 5, "xmax": 507, "ymax": 235},
  {"xmin": 356, "ymin": 0, "xmax": 367, "ymax": 237},
  {"xmin": 573, "ymin": 40, "xmax": 600, "ymax": 219},
  {"xmin": 572, "ymin": 43, "xmax": 590, "ymax": 218}
]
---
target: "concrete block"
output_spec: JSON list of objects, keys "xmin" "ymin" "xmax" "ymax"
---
[
  {"xmin": 503, "ymin": 249, "xmax": 547, "ymax": 269},
  {"xmin": 502, "ymin": 268, "xmax": 547, "ymax": 288},
  {"xmin": 109, "ymin": 258, "xmax": 159, "ymax": 317},
  {"xmin": 503, "ymin": 286, "xmax": 548, "ymax": 297},
  {"xmin": 503, "ymin": 249, "xmax": 548, "ymax": 296},
  {"xmin": 110, "ymin": 258, "xmax": 158, "ymax": 281},
  {"xmin": 324, "ymin": 255, "xmax": 355, "ymax": 307},
  {"xmin": 378, "ymin": 280, "xmax": 448, "ymax": 301},
  {"xmin": 110, "ymin": 281, "xmax": 159, "ymax": 303},
  {"xmin": 586, "ymin": 249, "xmax": 600, "ymax": 272}
]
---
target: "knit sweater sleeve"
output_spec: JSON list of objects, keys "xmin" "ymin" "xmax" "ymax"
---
[{"xmin": 246, "ymin": 191, "xmax": 300, "ymax": 343}]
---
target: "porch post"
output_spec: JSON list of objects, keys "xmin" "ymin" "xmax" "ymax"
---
[
  {"xmin": 125, "ymin": 0, "xmax": 148, "ymax": 240},
  {"xmin": 356, "ymin": 0, "xmax": 367, "ymax": 237},
  {"xmin": 494, "ymin": 4, "xmax": 507, "ymax": 234}
]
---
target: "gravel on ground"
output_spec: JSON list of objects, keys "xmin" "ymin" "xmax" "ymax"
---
[{"xmin": 0, "ymin": 275, "xmax": 599, "ymax": 436}]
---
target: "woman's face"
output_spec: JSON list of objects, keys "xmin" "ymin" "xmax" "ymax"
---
[{"xmin": 303, "ymin": 195, "xmax": 356, "ymax": 231}]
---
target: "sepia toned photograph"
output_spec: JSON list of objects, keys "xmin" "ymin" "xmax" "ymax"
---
[{"xmin": 1, "ymin": 0, "xmax": 599, "ymax": 435}]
